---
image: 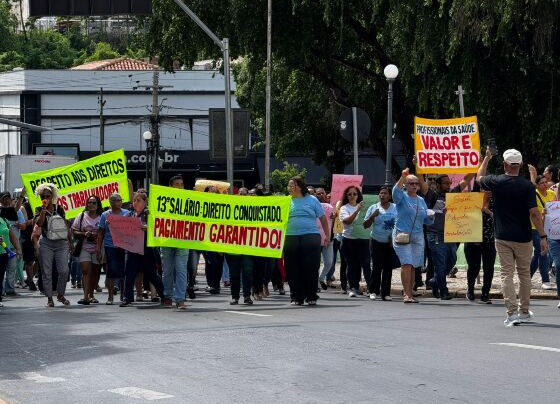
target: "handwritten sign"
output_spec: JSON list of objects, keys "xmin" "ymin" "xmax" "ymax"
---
[
  {"xmin": 545, "ymin": 202, "xmax": 560, "ymax": 240},
  {"xmin": 331, "ymin": 174, "xmax": 363, "ymax": 234},
  {"xmin": 350, "ymin": 194, "xmax": 379, "ymax": 239},
  {"xmin": 444, "ymin": 192, "xmax": 484, "ymax": 242},
  {"xmin": 415, "ymin": 116, "xmax": 480, "ymax": 174},
  {"xmin": 108, "ymin": 215, "xmax": 145, "ymax": 255}
]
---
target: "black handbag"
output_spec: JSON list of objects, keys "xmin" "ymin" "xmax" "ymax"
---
[{"xmin": 72, "ymin": 213, "xmax": 85, "ymax": 258}]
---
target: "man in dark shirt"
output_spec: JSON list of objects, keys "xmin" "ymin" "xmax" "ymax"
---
[
  {"xmin": 477, "ymin": 147, "xmax": 547, "ymax": 327},
  {"xmin": 422, "ymin": 174, "xmax": 474, "ymax": 300}
]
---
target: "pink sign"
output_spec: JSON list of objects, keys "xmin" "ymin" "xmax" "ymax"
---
[
  {"xmin": 330, "ymin": 174, "xmax": 363, "ymax": 208},
  {"xmin": 108, "ymin": 215, "xmax": 145, "ymax": 255},
  {"xmin": 449, "ymin": 174, "xmax": 473, "ymax": 192}
]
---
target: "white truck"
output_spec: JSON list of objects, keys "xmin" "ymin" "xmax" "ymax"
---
[{"xmin": 0, "ymin": 154, "xmax": 77, "ymax": 194}]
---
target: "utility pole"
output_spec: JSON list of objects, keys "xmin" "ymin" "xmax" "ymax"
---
[
  {"xmin": 455, "ymin": 85, "xmax": 465, "ymax": 118},
  {"xmin": 99, "ymin": 87, "xmax": 106, "ymax": 154},
  {"xmin": 150, "ymin": 70, "xmax": 160, "ymax": 186},
  {"xmin": 264, "ymin": 0, "xmax": 272, "ymax": 192},
  {"xmin": 172, "ymin": 0, "xmax": 235, "ymax": 194}
]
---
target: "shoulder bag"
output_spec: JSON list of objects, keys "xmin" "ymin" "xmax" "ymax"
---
[
  {"xmin": 394, "ymin": 199, "xmax": 419, "ymax": 245},
  {"xmin": 72, "ymin": 213, "xmax": 85, "ymax": 258}
]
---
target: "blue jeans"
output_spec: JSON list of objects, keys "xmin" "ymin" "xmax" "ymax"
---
[
  {"xmin": 70, "ymin": 256, "xmax": 82, "ymax": 283},
  {"xmin": 530, "ymin": 229, "xmax": 550, "ymax": 282},
  {"xmin": 427, "ymin": 234, "xmax": 457, "ymax": 296},
  {"xmin": 161, "ymin": 247, "xmax": 188, "ymax": 302},
  {"xmin": 3, "ymin": 254, "xmax": 16, "ymax": 294},
  {"xmin": 547, "ymin": 239, "xmax": 560, "ymax": 296}
]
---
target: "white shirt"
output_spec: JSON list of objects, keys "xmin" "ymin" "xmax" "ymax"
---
[{"xmin": 339, "ymin": 204, "xmax": 359, "ymax": 239}]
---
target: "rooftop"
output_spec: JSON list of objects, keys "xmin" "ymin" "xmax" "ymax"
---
[{"xmin": 71, "ymin": 57, "xmax": 159, "ymax": 71}]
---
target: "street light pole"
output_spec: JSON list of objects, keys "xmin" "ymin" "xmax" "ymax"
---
[
  {"xmin": 264, "ymin": 0, "xmax": 272, "ymax": 192},
  {"xmin": 383, "ymin": 64, "xmax": 399, "ymax": 185},
  {"xmin": 172, "ymin": 0, "xmax": 235, "ymax": 193}
]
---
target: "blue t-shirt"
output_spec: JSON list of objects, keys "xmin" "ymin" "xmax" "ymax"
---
[
  {"xmin": 392, "ymin": 185, "xmax": 433, "ymax": 235},
  {"xmin": 287, "ymin": 194, "xmax": 325, "ymax": 236},
  {"xmin": 365, "ymin": 202, "xmax": 397, "ymax": 243},
  {"xmin": 98, "ymin": 209, "xmax": 129, "ymax": 247}
]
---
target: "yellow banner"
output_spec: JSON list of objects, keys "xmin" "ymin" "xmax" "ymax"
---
[
  {"xmin": 414, "ymin": 116, "xmax": 481, "ymax": 174},
  {"xmin": 444, "ymin": 192, "xmax": 484, "ymax": 242},
  {"xmin": 21, "ymin": 149, "xmax": 130, "ymax": 219},
  {"xmin": 147, "ymin": 184, "xmax": 291, "ymax": 258}
]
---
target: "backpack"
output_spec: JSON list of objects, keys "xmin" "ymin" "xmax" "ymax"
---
[{"xmin": 46, "ymin": 207, "xmax": 68, "ymax": 241}]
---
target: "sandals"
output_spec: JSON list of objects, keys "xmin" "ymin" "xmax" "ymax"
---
[
  {"xmin": 90, "ymin": 298, "xmax": 99, "ymax": 304},
  {"xmin": 57, "ymin": 296, "xmax": 70, "ymax": 306},
  {"xmin": 47, "ymin": 299, "xmax": 54, "ymax": 308},
  {"xmin": 106, "ymin": 299, "xmax": 113, "ymax": 305}
]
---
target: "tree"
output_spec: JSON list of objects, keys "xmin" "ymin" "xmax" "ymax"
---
[
  {"xmin": 144, "ymin": 1, "xmax": 560, "ymax": 168},
  {"xmin": 271, "ymin": 162, "xmax": 307, "ymax": 195}
]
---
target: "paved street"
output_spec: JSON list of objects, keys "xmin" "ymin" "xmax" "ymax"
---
[{"xmin": 1, "ymin": 280, "xmax": 559, "ymax": 404}]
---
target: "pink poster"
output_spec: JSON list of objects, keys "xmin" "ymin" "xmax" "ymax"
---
[
  {"xmin": 448, "ymin": 174, "xmax": 473, "ymax": 192},
  {"xmin": 108, "ymin": 215, "xmax": 145, "ymax": 255},
  {"xmin": 330, "ymin": 174, "xmax": 363, "ymax": 208}
]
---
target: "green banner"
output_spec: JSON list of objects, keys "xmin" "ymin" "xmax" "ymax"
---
[
  {"xmin": 147, "ymin": 184, "xmax": 291, "ymax": 258},
  {"xmin": 21, "ymin": 149, "xmax": 129, "ymax": 219},
  {"xmin": 350, "ymin": 194, "xmax": 379, "ymax": 239}
]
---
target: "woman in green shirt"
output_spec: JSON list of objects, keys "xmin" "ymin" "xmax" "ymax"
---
[{"xmin": 0, "ymin": 217, "xmax": 22, "ymax": 307}]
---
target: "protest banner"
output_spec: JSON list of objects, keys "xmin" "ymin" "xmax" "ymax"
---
[
  {"xmin": 415, "ymin": 116, "xmax": 481, "ymax": 174},
  {"xmin": 331, "ymin": 174, "xmax": 363, "ymax": 234},
  {"xmin": 147, "ymin": 184, "xmax": 291, "ymax": 258},
  {"xmin": 545, "ymin": 202, "xmax": 560, "ymax": 240},
  {"xmin": 21, "ymin": 149, "xmax": 130, "ymax": 219},
  {"xmin": 350, "ymin": 194, "xmax": 379, "ymax": 239},
  {"xmin": 108, "ymin": 215, "xmax": 145, "ymax": 255},
  {"xmin": 444, "ymin": 192, "xmax": 484, "ymax": 242}
]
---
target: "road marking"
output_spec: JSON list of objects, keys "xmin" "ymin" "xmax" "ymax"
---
[
  {"xmin": 225, "ymin": 310, "xmax": 272, "ymax": 317},
  {"xmin": 490, "ymin": 343, "xmax": 560, "ymax": 353},
  {"xmin": 18, "ymin": 372, "xmax": 65, "ymax": 383},
  {"xmin": 108, "ymin": 387, "xmax": 174, "ymax": 400}
]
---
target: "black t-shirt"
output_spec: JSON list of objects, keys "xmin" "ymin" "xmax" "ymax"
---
[
  {"xmin": 422, "ymin": 185, "xmax": 461, "ymax": 237},
  {"xmin": 479, "ymin": 174, "xmax": 536, "ymax": 242},
  {"xmin": 0, "ymin": 206, "xmax": 18, "ymax": 222}
]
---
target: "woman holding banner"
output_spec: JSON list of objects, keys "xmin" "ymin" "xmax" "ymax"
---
[
  {"xmin": 34, "ymin": 183, "xmax": 72, "ymax": 308},
  {"xmin": 339, "ymin": 186, "xmax": 370, "ymax": 298},
  {"xmin": 71, "ymin": 195, "xmax": 103, "ymax": 305},
  {"xmin": 285, "ymin": 176, "xmax": 329, "ymax": 306},
  {"xmin": 392, "ymin": 169, "xmax": 434, "ymax": 303},
  {"xmin": 120, "ymin": 192, "xmax": 165, "ymax": 308}
]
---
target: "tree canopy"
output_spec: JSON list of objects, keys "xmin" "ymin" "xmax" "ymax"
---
[{"xmin": 145, "ymin": 0, "xmax": 560, "ymax": 168}]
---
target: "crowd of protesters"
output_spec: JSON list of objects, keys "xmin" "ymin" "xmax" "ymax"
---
[{"xmin": 0, "ymin": 148, "xmax": 558, "ymax": 327}]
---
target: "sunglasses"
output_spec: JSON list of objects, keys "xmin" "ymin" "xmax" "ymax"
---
[
  {"xmin": 87, "ymin": 201, "xmax": 97, "ymax": 205},
  {"xmin": 407, "ymin": 182, "xmax": 419, "ymax": 186},
  {"xmin": 112, "ymin": 199, "xmax": 122, "ymax": 202},
  {"xmin": 347, "ymin": 192, "xmax": 358, "ymax": 196},
  {"xmin": 41, "ymin": 194, "xmax": 52, "ymax": 198}
]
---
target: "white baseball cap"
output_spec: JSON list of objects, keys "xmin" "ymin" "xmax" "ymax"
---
[{"xmin": 503, "ymin": 149, "xmax": 522, "ymax": 164}]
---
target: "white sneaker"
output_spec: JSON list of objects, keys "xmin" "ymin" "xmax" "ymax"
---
[
  {"xmin": 517, "ymin": 310, "xmax": 534, "ymax": 323},
  {"xmin": 369, "ymin": 293, "xmax": 377, "ymax": 301},
  {"xmin": 504, "ymin": 313, "xmax": 520, "ymax": 327},
  {"xmin": 557, "ymin": 302, "xmax": 560, "ymax": 309},
  {"xmin": 348, "ymin": 291, "xmax": 356, "ymax": 298},
  {"xmin": 382, "ymin": 296, "xmax": 392, "ymax": 301},
  {"xmin": 541, "ymin": 283, "xmax": 556, "ymax": 290}
]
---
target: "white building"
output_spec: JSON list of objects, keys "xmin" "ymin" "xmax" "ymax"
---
[{"xmin": 0, "ymin": 65, "xmax": 245, "ymax": 187}]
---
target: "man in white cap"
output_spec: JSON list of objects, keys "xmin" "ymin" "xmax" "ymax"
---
[{"xmin": 477, "ymin": 147, "xmax": 547, "ymax": 326}]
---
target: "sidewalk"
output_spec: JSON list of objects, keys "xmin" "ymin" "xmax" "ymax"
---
[{"xmin": 349, "ymin": 267, "xmax": 559, "ymax": 300}]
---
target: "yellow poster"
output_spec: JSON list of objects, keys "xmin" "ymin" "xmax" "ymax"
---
[
  {"xmin": 444, "ymin": 192, "xmax": 484, "ymax": 242},
  {"xmin": 414, "ymin": 116, "xmax": 481, "ymax": 174},
  {"xmin": 147, "ymin": 184, "xmax": 291, "ymax": 258}
]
